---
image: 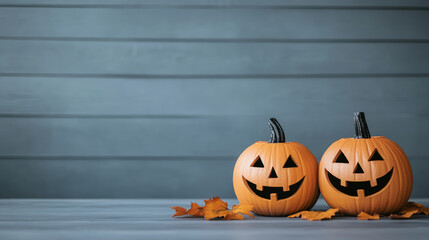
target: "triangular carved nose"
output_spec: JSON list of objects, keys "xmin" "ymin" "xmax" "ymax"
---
[
  {"xmin": 269, "ymin": 168, "xmax": 278, "ymax": 178},
  {"xmin": 353, "ymin": 163, "xmax": 364, "ymax": 174}
]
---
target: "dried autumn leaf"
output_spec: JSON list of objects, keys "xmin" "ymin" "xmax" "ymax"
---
[
  {"xmin": 389, "ymin": 201, "xmax": 429, "ymax": 219},
  {"xmin": 231, "ymin": 202, "xmax": 255, "ymax": 219},
  {"xmin": 203, "ymin": 197, "xmax": 255, "ymax": 220},
  {"xmin": 224, "ymin": 213, "xmax": 245, "ymax": 220},
  {"xmin": 172, "ymin": 197, "xmax": 255, "ymax": 220},
  {"xmin": 171, "ymin": 202, "xmax": 204, "ymax": 218},
  {"xmin": 171, "ymin": 206, "xmax": 188, "ymax": 217},
  {"xmin": 399, "ymin": 202, "xmax": 429, "ymax": 215},
  {"xmin": 390, "ymin": 210, "xmax": 419, "ymax": 219},
  {"xmin": 203, "ymin": 197, "xmax": 230, "ymax": 220},
  {"xmin": 186, "ymin": 202, "xmax": 205, "ymax": 217},
  {"xmin": 288, "ymin": 209, "xmax": 339, "ymax": 221},
  {"xmin": 357, "ymin": 212, "xmax": 380, "ymax": 220}
]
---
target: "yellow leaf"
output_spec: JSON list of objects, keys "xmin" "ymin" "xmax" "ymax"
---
[
  {"xmin": 288, "ymin": 209, "xmax": 339, "ymax": 221},
  {"xmin": 357, "ymin": 212, "xmax": 379, "ymax": 220}
]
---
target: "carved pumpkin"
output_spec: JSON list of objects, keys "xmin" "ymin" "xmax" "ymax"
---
[
  {"xmin": 319, "ymin": 112, "xmax": 413, "ymax": 215},
  {"xmin": 233, "ymin": 118, "xmax": 319, "ymax": 216}
]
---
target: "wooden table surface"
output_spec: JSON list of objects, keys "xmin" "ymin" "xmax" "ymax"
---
[{"xmin": 0, "ymin": 198, "xmax": 428, "ymax": 240}]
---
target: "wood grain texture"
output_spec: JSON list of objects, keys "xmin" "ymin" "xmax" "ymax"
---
[
  {"xmin": 0, "ymin": 115, "xmax": 428, "ymax": 158},
  {"xmin": 1, "ymin": 41, "xmax": 429, "ymax": 75},
  {"xmin": 0, "ymin": 157, "xmax": 427, "ymax": 198},
  {"xmin": 0, "ymin": 199, "xmax": 428, "ymax": 240},
  {"xmin": 1, "ymin": 77, "xmax": 427, "ymax": 116},
  {"xmin": 1, "ymin": 8, "xmax": 428, "ymax": 40},
  {"xmin": 1, "ymin": 0, "xmax": 428, "ymax": 198}
]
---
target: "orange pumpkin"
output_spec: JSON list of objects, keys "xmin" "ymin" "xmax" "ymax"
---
[
  {"xmin": 319, "ymin": 112, "xmax": 413, "ymax": 215},
  {"xmin": 233, "ymin": 118, "xmax": 319, "ymax": 216}
]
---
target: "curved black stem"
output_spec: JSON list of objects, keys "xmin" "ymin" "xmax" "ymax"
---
[
  {"xmin": 354, "ymin": 112, "xmax": 371, "ymax": 139},
  {"xmin": 268, "ymin": 118, "xmax": 286, "ymax": 143}
]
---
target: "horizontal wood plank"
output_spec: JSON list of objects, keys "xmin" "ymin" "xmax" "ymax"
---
[
  {"xmin": 1, "ymin": 41, "xmax": 429, "ymax": 75},
  {"xmin": 0, "ymin": 77, "xmax": 427, "ymax": 116},
  {"xmin": 1, "ymin": 8, "xmax": 428, "ymax": 40},
  {"xmin": 0, "ymin": 158, "xmax": 236, "ymax": 198},
  {"xmin": 0, "ymin": 158, "xmax": 427, "ymax": 198},
  {"xmin": 0, "ymin": 116, "xmax": 427, "ymax": 159}
]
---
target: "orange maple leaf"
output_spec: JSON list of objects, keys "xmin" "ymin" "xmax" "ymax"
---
[
  {"xmin": 172, "ymin": 197, "xmax": 254, "ymax": 221},
  {"xmin": 288, "ymin": 209, "xmax": 339, "ymax": 221},
  {"xmin": 203, "ymin": 197, "xmax": 230, "ymax": 220},
  {"xmin": 389, "ymin": 201, "xmax": 429, "ymax": 219},
  {"xmin": 171, "ymin": 202, "xmax": 204, "ymax": 218},
  {"xmin": 390, "ymin": 210, "xmax": 420, "ymax": 219},
  {"xmin": 231, "ymin": 202, "xmax": 255, "ymax": 218},
  {"xmin": 357, "ymin": 212, "xmax": 380, "ymax": 220}
]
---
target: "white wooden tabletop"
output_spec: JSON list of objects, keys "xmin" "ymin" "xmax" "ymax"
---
[{"xmin": 0, "ymin": 198, "xmax": 428, "ymax": 240}]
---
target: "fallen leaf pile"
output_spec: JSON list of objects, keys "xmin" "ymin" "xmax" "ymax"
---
[
  {"xmin": 288, "ymin": 201, "xmax": 429, "ymax": 221},
  {"xmin": 172, "ymin": 200, "xmax": 428, "ymax": 221},
  {"xmin": 171, "ymin": 197, "xmax": 254, "ymax": 220},
  {"xmin": 357, "ymin": 212, "xmax": 380, "ymax": 220},
  {"xmin": 287, "ymin": 208, "xmax": 339, "ymax": 221},
  {"xmin": 389, "ymin": 202, "xmax": 429, "ymax": 219}
]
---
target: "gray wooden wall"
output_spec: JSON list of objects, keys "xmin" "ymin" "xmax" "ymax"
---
[{"xmin": 0, "ymin": 0, "xmax": 428, "ymax": 198}]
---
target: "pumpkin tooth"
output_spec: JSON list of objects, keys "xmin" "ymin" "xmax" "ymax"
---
[
  {"xmin": 340, "ymin": 179, "xmax": 347, "ymax": 187},
  {"xmin": 256, "ymin": 184, "xmax": 263, "ymax": 191},
  {"xmin": 283, "ymin": 185, "xmax": 290, "ymax": 192},
  {"xmin": 357, "ymin": 189, "xmax": 365, "ymax": 198},
  {"xmin": 370, "ymin": 179, "xmax": 378, "ymax": 187},
  {"xmin": 270, "ymin": 193, "xmax": 278, "ymax": 201}
]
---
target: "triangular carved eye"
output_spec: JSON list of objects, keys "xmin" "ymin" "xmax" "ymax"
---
[
  {"xmin": 283, "ymin": 155, "xmax": 297, "ymax": 168},
  {"xmin": 334, "ymin": 151, "xmax": 349, "ymax": 163},
  {"xmin": 251, "ymin": 156, "xmax": 264, "ymax": 168},
  {"xmin": 369, "ymin": 149, "xmax": 384, "ymax": 161}
]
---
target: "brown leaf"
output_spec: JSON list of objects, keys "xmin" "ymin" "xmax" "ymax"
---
[
  {"xmin": 389, "ymin": 201, "xmax": 429, "ymax": 219},
  {"xmin": 390, "ymin": 209, "xmax": 420, "ymax": 219},
  {"xmin": 171, "ymin": 202, "xmax": 204, "ymax": 218},
  {"xmin": 186, "ymin": 202, "xmax": 205, "ymax": 217},
  {"xmin": 357, "ymin": 212, "xmax": 380, "ymax": 220},
  {"xmin": 399, "ymin": 202, "xmax": 429, "ymax": 216},
  {"xmin": 171, "ymin": 206, "xmax": 188, "ymax": 217},
  {"xmin": 288, "ymin": 209, "xmax": 339, "ymax": 221}
]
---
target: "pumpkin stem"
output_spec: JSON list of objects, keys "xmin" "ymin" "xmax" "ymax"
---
[
  {"xmin": 268, "ymin": 118, "xmax": 286, "ymax": 143},
  {"xmin": 354, "ymin": 112, "xmax": 371, "ymax": 139}
]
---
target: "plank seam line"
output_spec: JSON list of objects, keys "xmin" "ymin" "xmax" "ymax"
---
[
  {"xmin": 0, "ymin": 113, "xmax": 205, "ymax": 119},
  {"xmin": 1, "ymin": 73, "xmax": 429, "ymax": 79},
  {"xmin": 1, "ymin": 4, "xmax": 429, "ymax": 10},
  {"xmin": 2, "ymin": 37, "xmax": 429, "ymax": 43},
  {"xmin": 0, "ymin": 155, "xmax": 235, "ymax": 160}
]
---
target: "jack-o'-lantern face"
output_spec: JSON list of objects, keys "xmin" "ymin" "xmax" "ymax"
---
[
  {"xmin": 319, "ymin": 113, "xmax": 413, "ymax": 216},
  {"xmin": 241, "ymin": 148, "xmax": 306, "ymax": 201},
  {"xmin": 233, "ymin": 118, "xmax": 319, "ymax": 216},
  {"xmin": 325, "ymin": 148, "xmax": 393, "ymax": 198}
]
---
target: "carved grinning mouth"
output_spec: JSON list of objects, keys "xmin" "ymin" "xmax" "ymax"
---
[
  {"xmin": 243, "ymin": 176, "xmax": 304, "ymax": 200},
  {"xmin": 326, "ymin": 167, "xmax": 393, "ymax": 197}
]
